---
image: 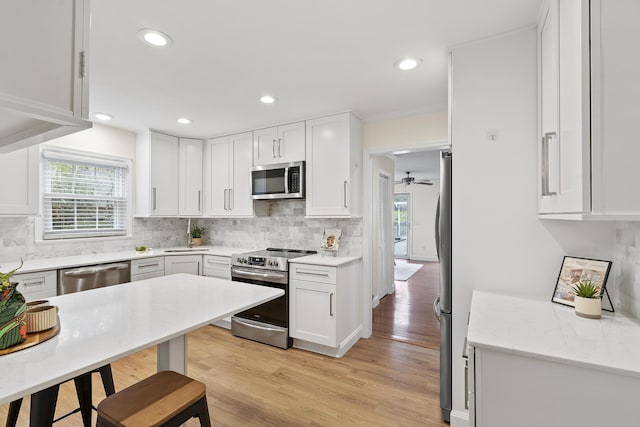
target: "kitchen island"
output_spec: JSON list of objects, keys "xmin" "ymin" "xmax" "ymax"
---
[
  {"xmin": 467, "ymin": 290, "xmax": 640, "ymax": 427},
  {"xmin": 0, "ymin": 273, "xmax": 282, "ymax": 405}
]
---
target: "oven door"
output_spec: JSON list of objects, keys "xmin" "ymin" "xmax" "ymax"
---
[{"xmin": 231, "ymin": 266, "xmax": 288, "ymax": 328}]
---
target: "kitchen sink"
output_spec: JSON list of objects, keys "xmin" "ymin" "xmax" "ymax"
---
[{"xmin": 163, "ymin": 248, "xmax": 210, "ymax": 253}]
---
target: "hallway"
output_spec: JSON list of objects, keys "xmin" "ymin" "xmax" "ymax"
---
[{"xmin": 372, "ymin": 260, "xmax": 441, "ymax": 350}]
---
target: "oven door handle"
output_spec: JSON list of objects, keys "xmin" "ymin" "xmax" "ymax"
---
[
  {"xmin": 231, "ymin": 267, "xmax": 287, "ymax": 282},
  {"xmin": 232, "ymin": 317, "xmax": 284, "ymax": 332}
]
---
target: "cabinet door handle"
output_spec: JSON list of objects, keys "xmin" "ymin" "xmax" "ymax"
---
[
  {"xmin": 198, "ymin": 190, "xmax": 201, "ymax": 211},
  {"xmin": 229, "ymin": 188, "xmax": 233, "ymax": 211},
  {"xmin": 138, "ymin": 262, "xmax": 159, "ymax": 269},
  {"xmin": 224, "ymin": 189, "xmax": 228, "ymax": 210},
  {"xmin": 541, "ymin": 132, "xmax": 558, "ymax": 196},
  {"xmin": 272, "ymin": 139, "xmax": 277, "ymax": 158},
  {"xmin": 343, "ymin": 181, "xmax": 349, "ymax": 208},
  {"xmin": 329, "ymin": 293, "xmax": 334, "ymax": 316},
  {"xmin": 278, "ymin": 138, "xmax": 282, "ymax": 157},
  {"xmin": 207, "ymin": 260, "xmax": 229, "ymax": 266},
  {"xmin": 23, "ymin": 280, "xmax": 44, "ymax": 287},
  {"xmin": 152, "ymin": 188, "xmax": 157, "ymax": 211}
]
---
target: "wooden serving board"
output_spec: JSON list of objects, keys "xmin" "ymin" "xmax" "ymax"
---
[{"xmin": 0, "ymin": 316, "xmax": 60, "ymax": 356}]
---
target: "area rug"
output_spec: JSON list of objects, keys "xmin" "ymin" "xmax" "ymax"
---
[{"xmin": 394, "ymin": 263, "xmax": 423, "ymax": 281}]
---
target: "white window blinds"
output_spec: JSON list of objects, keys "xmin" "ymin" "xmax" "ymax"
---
[{"xmin": 42, "ymin": 149, "xmax": 130, "ymax": 239}]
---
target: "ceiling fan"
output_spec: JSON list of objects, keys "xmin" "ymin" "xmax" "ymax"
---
[{"xmin": 395, "ymin": 171, "xmax": 433, "ymax": 186}]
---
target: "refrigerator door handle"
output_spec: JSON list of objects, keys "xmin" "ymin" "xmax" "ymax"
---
[
  {"xmin": 433, "ymin": 297, "xmax": 441, "ymax": 322},
  {"xmin": 435, "ymin": 195, "xmax": 441, "ymax": 260}
]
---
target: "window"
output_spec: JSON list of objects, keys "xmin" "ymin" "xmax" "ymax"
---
[{"xmin": 42, "ymin": 148, "xmax": 130, "ymax": 239}]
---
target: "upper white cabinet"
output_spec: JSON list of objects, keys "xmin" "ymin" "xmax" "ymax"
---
[
  {"xmin": 0, "ymin": 0, "xmax": 92, "ymax": 153},
  {"xmin": 253, "ymin": 122, "xmax": 305, "ymax": 166},
  {"xmin": 136, "ymin": 131, "xmax": 180, "ymax": 217},
  {"xmin": 204, "ymin": 132, "xmax": 253, "ymax": 217},
  {"xmin": 537, "ymin": 0, "xmax": 640, "ymax": 218},
  {"xmin": 305, "ymin": 113, "xmax": 362, "ymax": 217},
  {"xmin": 0, "ymin": 146, "xmax": 39, "ymax": 215},
  {"xmin": 178, "ymin": 138, "xmax": 203, "ymax": 216},
  {"xmin": 136, "ymin": 131, "xmax": 203, "ymax": 217}
]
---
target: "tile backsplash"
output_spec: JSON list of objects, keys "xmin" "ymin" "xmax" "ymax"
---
[
  {"xmin": 0, "ymin": 200, "xmax": 362, "ymax": 262},
  {"xmin": 614, "ymin": 222, "xmax": 640, "ymax": 318}
]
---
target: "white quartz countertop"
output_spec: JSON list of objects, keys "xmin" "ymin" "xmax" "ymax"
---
[
  {"xmin": 289, "ymin": 254, "xmax": 362, "ymax": 267},
  {"xmin": 0, "ymin": 274, "xmax": 282, "ymax": 404},
  {"xmin": 467, "ymin": 290, "xmax": 640, "ymax": 378},
  {"xmin": 0, "ymin": 246, "xmax": 253, "ymax": 274}
]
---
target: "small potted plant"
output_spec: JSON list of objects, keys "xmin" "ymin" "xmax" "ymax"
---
[
  {"xmin": 190, "ymin": 224, "xmax": 205, "ymax": 246},
  {"xmin": 0, "ymin": 259, "xmax": 27, "ymax": 349},
  {"xmin": 573, "ymin": 280, "xmax": 602, "ymax": 319}
]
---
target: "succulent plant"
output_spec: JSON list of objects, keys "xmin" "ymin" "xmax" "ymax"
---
[
  {"xmin": 0, "ymin": 259, "xmax": 23, "ymax": 290},
  {"xmin": 190, "ymin": 224, "xmax": 205, "ymax": 238},
  {"xmin": 573, "ymin": 280, "xmax": 600, "ymax": 299}
]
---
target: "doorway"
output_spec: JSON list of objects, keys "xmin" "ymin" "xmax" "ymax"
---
[{"xmin": 393, "ymin": 193, "xmax": 410, "ymax": 258}]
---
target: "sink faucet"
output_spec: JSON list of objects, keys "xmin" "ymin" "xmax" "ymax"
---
[{"xmin": 187, "ymin": 218, "xmax": 192, "ymax": 248}]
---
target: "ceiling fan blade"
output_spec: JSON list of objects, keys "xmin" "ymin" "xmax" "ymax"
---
[{"xmin": 415, "ymin": 181, "xmax": 433, "ymax": 185}]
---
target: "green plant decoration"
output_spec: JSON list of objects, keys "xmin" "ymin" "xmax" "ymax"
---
[
  {"xmin": 0, "ymin": 259, "xmax": 27, "ymax": 349},
  {"xmin": 572, "ymin": 280, "xmax": 600, "ymax": 299},
  {"xmin": 190, "ymin": 224, "xmax": 205, "ymax": 238},
  {"xmin": 0, "ymin": 259, "xmax": 23, "ymax": 290}
]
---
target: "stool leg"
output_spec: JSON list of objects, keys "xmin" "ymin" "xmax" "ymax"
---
[
  {"xmin": 74, "ymin": 372, "xmax": 93, "ymax": 427},
  {"xmin": 6, "ymin": 399, "xmax": 22, "ymax": 427},
  {"xmin": 98, "ymin": 364, "xmax": 116, "ymax": 396},
  {"xmin": 195, "ymin": 397, "xmax": 212, "ymax": 427},
  {"xmin": 30, "ymin": 384, "xmax": 60, "ymax": 427}
]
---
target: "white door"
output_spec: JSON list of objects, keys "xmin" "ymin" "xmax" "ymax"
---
[
  {"xmin": 230, "ymin": 132, "xmax": 254, "ymax": 216},
  {"xmin": 149, "ymin": 132, "xmax": 179, "ymax": 216},
  {"xmin": 204, "ymin": 137, "xmax": 230, "ymax": 216},
  {"xmin": 276, "ymin": 122, "xmax": 305, "ymax": 163},
  {"xmin": 378, "ymin": 173, "xmax": 394, "ymax": 296},
  {"xmin": 178, "ymin": 138, "xmax": 203, "ymax": 216}
]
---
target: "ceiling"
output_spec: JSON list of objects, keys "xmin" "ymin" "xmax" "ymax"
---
[
  {"xmin": 89, "ymin": 0, "xmax": 540, "ymax": 139},
  {"xmin": 394, "ymin": 150, "xmax": 441, "ymax": 183}
]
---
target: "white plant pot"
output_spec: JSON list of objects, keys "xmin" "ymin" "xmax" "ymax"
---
[{"xmin": 574, "ymin": 296, "xmax": 602, "ymax": 319}]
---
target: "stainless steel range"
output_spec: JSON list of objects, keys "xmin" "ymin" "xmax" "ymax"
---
[{"xmin": 230, "ymin": 248, "xmax": 316, "ymax": 349}]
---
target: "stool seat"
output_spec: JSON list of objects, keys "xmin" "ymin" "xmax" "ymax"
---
[{"xmin": 97, "ymin": 370, "xmax": 211, "ymax": 427}]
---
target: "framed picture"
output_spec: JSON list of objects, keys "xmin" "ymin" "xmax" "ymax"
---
[
  {"xmin": 551, "ymin": 256, "xmax": 612, "ymax": 308},
  {"xmin": 321, "ymin": 228, "xmax": 341, "ymax": 253}
]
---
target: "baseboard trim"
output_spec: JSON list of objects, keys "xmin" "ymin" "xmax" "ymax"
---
[
  {"xmin": 410, "ymin": 256, "xmax": 439, "ymax": 262},
  {"xmin": 450, "ymin": 409, "xmax": 469, "ymax": 427}
]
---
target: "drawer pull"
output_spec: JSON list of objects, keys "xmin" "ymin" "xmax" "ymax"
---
[
  {"xmin": 329, "ymin": 293, "xmax": 334, "ymax": 316},
  {"xmin": 23, "ymin": 281, "xmax": 44, "ymax": 287},
  {"xmin": 207, "ymin": 260, "xmax": 229, "ymax": 266},
  {"xmin": 296, "ymin": 269, "xmax": 329, "ymax": 277},
  {"xmin": 138, "ymin": 263, "xmax": 160, "ymax": 269}
]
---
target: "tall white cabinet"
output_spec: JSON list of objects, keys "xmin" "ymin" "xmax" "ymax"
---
[
  {"xmin": 537, "ymin": 0, "xmax": 640, "ymax": 218},
  {"xmin": 0, "ymin": 0, "xmax": 92, "ymax": 153},
  {"xmin": 0, "ymin": 146, "xmax": 39, "ymax": 215},
  {"xmin": 305, "ymin": 113, "xmax": 362, "ymax": 217},
  {"xmin": 178, "ymin": 138, "xmax": 203, "ymax": 216},
  {"xmin": 204, "ymin": 132, "xmax": 253, "ymax": 217}
]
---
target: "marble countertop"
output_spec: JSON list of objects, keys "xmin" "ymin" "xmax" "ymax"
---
[
  {"xmin": 0, "ymin": 246, "xmax": 253, "ymax": 275},
  {"xmin": 0, "ymin": 274, "xmax": 283, "ymax": 404},
  {"xmin": 467, "ymin": 290, "xmax": 640, "ymax": 378},
  {"xmin": 289, "ymin": 254, "xmax": 362, "ymax": 267}
]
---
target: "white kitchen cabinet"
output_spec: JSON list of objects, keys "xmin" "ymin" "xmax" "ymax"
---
[
  {"xmin": 204, "ymin": 132, "xmax": 253, "ymax": 217},
  {"xmin": 305, "ymin": 113, "xmax": 362, "ymax": 217},
  {"xmin": 13, "ymin": 270, "xmax": 57, "ymax": 301},
  {"xmin": 202, "ymin": 255, "xmax": 231, "ymax": 279},
  {"xmin": 178, "ymin": 138, "xmax": 203, "ymax": 216},
  {"xmin": 537, "ymin": 0, "xmax": 640, "ymax": 218},
  {"xmin": 0, "ymin": 0, "xmax": 91, "ymax": 153},
  {"xmin": 164, "ymin": 255, "xmax": 202, "ymax": 276},
  {"xmin": 253, "ymin": 122, "xmax": 305, "ymax": 166},
  {"xmin": 0, "ymin": 146, "xmax": 39, "ymax": 215},
  {"xmin": 136, "ymin": 131, "xmax": 180, "ymax": 217},
  {"xmin": 289, "ymin": 259, "xmax": 361, "ymax": 357},
  {"xmin": 130, "ymin": 256, "xmax": 165, "ymax": 281}
]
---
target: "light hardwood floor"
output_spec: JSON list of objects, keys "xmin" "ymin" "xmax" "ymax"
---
[{"xmin": 2, "ymin": 325, "xmax": 448, "ymax": 426}]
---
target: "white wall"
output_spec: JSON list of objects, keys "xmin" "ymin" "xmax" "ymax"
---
[
  {"xmin": 363, "ymin": 111, "xmax": 448, "ymax": 151},
  {"xmin": 394, "ymin": 182, "xmax": 439, "ymax": 261},
  {"xmin": 449, "ymin": 28, "xmax": 615, "ymax": 425}
]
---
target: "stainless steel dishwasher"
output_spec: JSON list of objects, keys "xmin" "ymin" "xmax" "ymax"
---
[{"xmin": 58, "ymin": 262, "xmax": 131, "ymax": 295}]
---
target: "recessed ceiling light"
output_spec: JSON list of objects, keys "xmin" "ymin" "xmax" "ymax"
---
[
  {"xmin": 394, "ymin": 57, "xmax": 422, "ymax": 71},
  {"xmin": 137, "ymin": 29, "xmax": 173, "ymax": 47},
  {"xmin": 260, "ymin": 95, "xmax": 276, "ymax": 104},
  {"xmin": 177, "ymin": 117, "xmax": 192, "ymax": 124},
  {"xmin": 94, "ymin": 113, "xmax": 113, "ymax": 121}
]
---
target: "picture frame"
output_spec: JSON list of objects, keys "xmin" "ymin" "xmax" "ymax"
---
[
  {"xmin": 320, "ymin": 228, "xmax": 341, "ymax": 255},
  {"xmin": 551, "ymin": 256, "xmax": 612, "ymax": 308}
]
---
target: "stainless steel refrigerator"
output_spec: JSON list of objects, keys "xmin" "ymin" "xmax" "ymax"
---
[{"xmin": 434, "ymin": 150, "xmax": 452, "ymax": 423}]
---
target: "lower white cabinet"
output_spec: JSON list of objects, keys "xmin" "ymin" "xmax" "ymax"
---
[
  {"xmin": 164, "ymin": 255, "xmax": 202, "ymax": 276},
  {"xmin": 202, "ymin": 255, "xmax": 231, "ymax": 279},
  {"xmin": 130, "ymin": 256, "xmax": 165, "ymax": 281},
  {"xmin": 289, "ymin": 259, "xmax": 361, "ymax": 357},
  {"xmin": 13, "ymin": 270, "xmax": 57, "ymax": 300}
]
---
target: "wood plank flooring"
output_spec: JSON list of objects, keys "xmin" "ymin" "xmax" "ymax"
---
[
  {"xmin": 1, "ymin": 325, "xmax": 448, "ymax": 426},
  {"xmin": 373, "ymin": 261, "xmax": 441, "ymax": 350}
]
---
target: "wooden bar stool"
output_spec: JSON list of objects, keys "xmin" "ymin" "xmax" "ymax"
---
[{"xmin": 96, "ymin": 370, "xmax": 211, "ymax": 427}]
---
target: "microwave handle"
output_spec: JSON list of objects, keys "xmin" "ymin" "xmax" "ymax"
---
[{"xmin": 283, "ymin": 166, "xmax": 289, "ymax": 194}]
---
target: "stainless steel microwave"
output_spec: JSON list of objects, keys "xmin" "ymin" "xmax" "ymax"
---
[{"xmin": 251, "ymin": 161, "xmax": 305, "ymax": 199}]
